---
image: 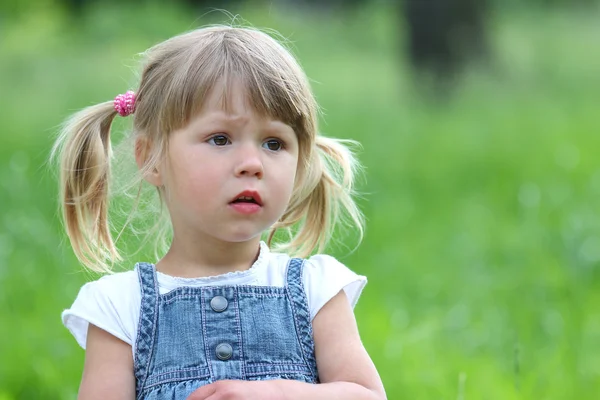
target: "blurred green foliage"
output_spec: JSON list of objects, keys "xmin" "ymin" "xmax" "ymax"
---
[{"xmin": 1, "ymin": 1, "xmax": 600, "ymax": 399}]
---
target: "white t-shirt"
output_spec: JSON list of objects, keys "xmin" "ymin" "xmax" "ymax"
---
[{"xmin": 62, "ymin": 242, "xmax": 367, "ymax": 355}]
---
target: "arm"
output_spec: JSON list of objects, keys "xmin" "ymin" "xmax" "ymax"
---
[
  {"xmin": 188, "ymin": 290, "xmax": 386, "ymax": 400},
  {"xmin": 272, "ymin": 289, "xmax": 386, "ymax": 399},
  {"xmin": 78, "ymin": 324, "xmax": 135, "ymax": 400}
]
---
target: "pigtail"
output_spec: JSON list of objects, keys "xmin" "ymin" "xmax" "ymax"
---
[
  {"xmin": 269, "ymin": 135, "xmax": 365, "ymax": 258},
  {"xmin": 52, "ymin": 101, "xmax": 121, "ymax": 273}
]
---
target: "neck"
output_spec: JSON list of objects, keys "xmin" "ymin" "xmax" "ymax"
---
[{"xmin": 156, "ymin": 233, "xmax": 262, "ymax": 278}]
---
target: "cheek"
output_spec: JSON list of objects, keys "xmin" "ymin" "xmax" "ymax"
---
[
  {"xmin": 279, "ymin": 156, "xmax": 299, "ymax": 195},
  {"xmin": 176, "ymin": 163, "xmax": 221, "ymax": 195},
  {"xmin": 289, "ymin": 152, "xmax": 300, "ymax": 188},
  {"xmin": 161, "ymin": 153, "xmax": 212, "ymax": 197}
]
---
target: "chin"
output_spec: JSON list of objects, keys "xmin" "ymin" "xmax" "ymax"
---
[
  {"xmin": 211, "ymin": 220, "xmax": 277, "ymax": 244},
  {"xmin": 222, "ymin": 231, "xmax": 264, "ymax": 244}
]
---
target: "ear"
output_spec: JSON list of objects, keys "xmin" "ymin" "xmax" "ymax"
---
[{"xmin": 135, "ymin": 136, "xmax": 163, "ymax": 187}]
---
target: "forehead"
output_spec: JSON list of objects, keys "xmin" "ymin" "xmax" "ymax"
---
[
  {"xmin": 200, "ymin": 78, "xmax": 251, "ymax": 114},
  {"xmin": 198, "ymin": 77, "xmax": 289, "ymax": 126}
]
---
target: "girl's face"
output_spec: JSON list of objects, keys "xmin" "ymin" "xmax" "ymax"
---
[{"xmin": 156, "ymin": 80, "xmax": 299, "ymax": 245}]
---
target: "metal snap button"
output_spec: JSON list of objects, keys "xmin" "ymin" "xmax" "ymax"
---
[
  {"xmin": 216, "ymin": 343, "xmax": 233, "ymax": 360},
  {"xmin": 210, "ymin": 296, "xmax": 228, "ymax": 312}
]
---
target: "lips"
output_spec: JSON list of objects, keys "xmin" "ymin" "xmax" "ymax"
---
[{"xmin": 230, "ymin": 190, "xmax": 263, "ymax": 207}]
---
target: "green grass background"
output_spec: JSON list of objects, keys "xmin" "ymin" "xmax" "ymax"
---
[{"xmin": 1, "ymin": 1, "xmax": 599, "ymax": 398}]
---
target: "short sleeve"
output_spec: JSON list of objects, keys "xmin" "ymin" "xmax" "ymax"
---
[
  {"xmin": 61, "ymin": 271, "xmax": 140, "ymax": 349},
  {"xmin": 302, "ymin": 254, "xmax": 367, "ymax": 321}
]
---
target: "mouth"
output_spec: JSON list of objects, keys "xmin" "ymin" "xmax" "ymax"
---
[{"xmin": 230, "ymin": 190, "xmax": 263, "ymax": 207}]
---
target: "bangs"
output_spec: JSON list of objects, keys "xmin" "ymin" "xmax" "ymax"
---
[{"xmin": 150, "ymin": 28, "xmax": 314, "ymax": 136}]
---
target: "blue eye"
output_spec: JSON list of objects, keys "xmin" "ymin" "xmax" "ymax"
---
[
  {"xmin": 208, "ymin": 135, "xmax": 231, "ymax": 146},
  {"xmin": 263, "ymin": 139, "xmax": 283, "ymax": 151}
]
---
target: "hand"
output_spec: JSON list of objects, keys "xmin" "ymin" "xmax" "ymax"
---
[{"xmin": 187, "ymin": 380, "xmax": 283, "ymax": 400}]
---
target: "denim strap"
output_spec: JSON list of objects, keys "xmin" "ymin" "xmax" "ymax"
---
[
  {"xmin": 285, "ymin": 258, "xmax": 318, "ymax": 379},
  {"xmin": 133, "ymin": 262, "xmax": 159, "ymax": 398}
]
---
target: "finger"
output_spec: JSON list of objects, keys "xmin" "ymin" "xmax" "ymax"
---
[{"xmin": 187, "ymin": 382, "xmax": 217, "ymax": 400}]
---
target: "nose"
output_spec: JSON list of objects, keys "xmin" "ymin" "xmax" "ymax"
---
[{"xmin": 234, "ymin": 145, "xmax": 264, "ymax": 179}]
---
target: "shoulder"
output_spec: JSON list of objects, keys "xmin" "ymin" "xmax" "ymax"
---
[
  {"xmin": 302, "ymin": 254, "xmax": 367, "ymax": 320},
  {"xmin": 262, "ymin": 250, "xmax": 367, "ymax": 320},
  {"xmin": 62, "ymin": 270, "xmax": 141, "ymax": 349},
  {"xmin": 80, "ymin": 270, "xmax": 140, "ymax": 306},
  {"xmin": 92, "ymin": 269, "xmax": 140, "ymax": 291}
]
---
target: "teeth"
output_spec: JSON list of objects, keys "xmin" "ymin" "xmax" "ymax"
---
[{"xmin": 238, "ymin": 196, "xmax": 254, "ymax": 200}]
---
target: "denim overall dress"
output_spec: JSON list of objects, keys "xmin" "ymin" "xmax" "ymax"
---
[{"xmin": 133, "ymin": 258, "xmax": 319, "ymax": 399}]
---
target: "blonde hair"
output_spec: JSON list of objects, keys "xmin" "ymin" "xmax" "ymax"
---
[{"xmin": 53, "ymin": 25, "xmax": 364, "ymax": 273}]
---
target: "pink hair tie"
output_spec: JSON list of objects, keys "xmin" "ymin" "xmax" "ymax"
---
[{"xmin": 114, "ymin": 91, "xmax": 136, "ymax": 117}]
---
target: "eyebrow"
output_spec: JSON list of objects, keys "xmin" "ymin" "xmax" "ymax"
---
[
  {"xmin": 205, "ymin": 112, "xmax": 293, "ymax": 130},
  {"xmin": 205, "ymin": 112, "xmax": 250, "ymax": 125},
  {"xmin": 263, "ymin": 120, "xmax": 296, "ymax": 138}
]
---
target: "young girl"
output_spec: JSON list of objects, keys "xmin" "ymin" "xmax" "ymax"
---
[{"xmin": 57, "ymin": 25, "xmax": 386, "ymax": 400}]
